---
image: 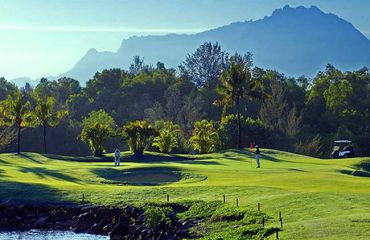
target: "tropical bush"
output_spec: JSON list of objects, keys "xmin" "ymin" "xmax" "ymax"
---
[
  {"xmin": 218, "ymin": 114, "xmax": 266, "ymax": 149},
  {"xmin": 152, "ymin": 121, "xmax": 183, "ymax": 153},
  {"xmin": 80, "ymin": 110, "xmax": 116, "ymax": 156},
  {"xmin": 189, "ymin": 120, "xmax": 220, "ymax": 154},
  {"xmin": 122, "ymin": 120, "xmax": 157, "ymax": 155},
  {"xmin": 144, "ymin": 206, "xmax": 172, "ymax": 228}
]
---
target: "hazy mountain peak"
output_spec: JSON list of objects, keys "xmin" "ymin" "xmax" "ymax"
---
[
  {"xmin": 271, "ymin": 4, "xmax": 329, "ymax": 20},
  {"xmin": 53, "ymin": 5, "xmax": 370, "ymax": 85},
  {"xmin": 84, "ymin": 48, "xmax": 100, "ymax": 57}
]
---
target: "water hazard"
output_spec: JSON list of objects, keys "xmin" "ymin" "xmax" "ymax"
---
[{"xmin": 0, "ymin": 230, "xmax": 108, "ymax": 240}]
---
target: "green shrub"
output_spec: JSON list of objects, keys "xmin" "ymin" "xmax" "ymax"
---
[
  {"xmin": 190, "ymin": 120, "xmax": 220, "ymax": 154},
  {"xmin": 152, "ymin": 121, "xmax": 183, "ymax": 153},
  {"xmin": 178, "ymin": 201, "xmax": 222, "ymax": 220},
  {"xmin": 122, "ymin": 120, "xmax": 157, "ymax": 155},
  {"xmin": 210, "ymin": 206, "xmax": 246, "ymax": 222},
  {"xmin": 144, "ymin": 206, "xmax": 173, "ymax": 228},
  {"xmin": 218, "ymin": 114, "xmax": 266, "ymax": 149},
  {"xmin": 80, "ymin": 110, "xmax": 116, "ymax": 156}
]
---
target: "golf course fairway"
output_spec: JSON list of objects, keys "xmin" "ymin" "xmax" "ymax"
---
[{"xmin": 0, "ymin": 149, "xmax": 369, "ymax": 239}]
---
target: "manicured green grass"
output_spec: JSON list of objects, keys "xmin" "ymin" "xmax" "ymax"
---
[{"xmin": 0, "ymin": 149, "xmax": 369, "ymax": 239}]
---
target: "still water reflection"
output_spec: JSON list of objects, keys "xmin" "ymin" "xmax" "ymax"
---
[{"xmin": 0, "ymin": 230, "xmax": 108, "ymax": 240}]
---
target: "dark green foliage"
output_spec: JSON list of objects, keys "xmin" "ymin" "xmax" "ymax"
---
[
  {"xmin": 294, "ymin": 134, "xmax": 323, "ymax": 157},
  {"xmin": 305, "ymin": 65, "xmax": 370, "ymax": 156},
  {"xmin": 180, "ymin": 42, "xmax": 228, "ymax": 87},
  {"xmin": 218, "ymin": 114, "xmax": 266, "ymax": 149},
  {"xmin": 0, "ymin": 90, "xmax": 33, "ymax": 154},
  {"xmin": 215, "ymin": 54, "xmax": 268, "ymax": 149},
  {"xmin": 0, "ymin": 44, "xmax": 369, "ymax": 157},
  {"xmin": 144, "ymin": 206, "xmax": 173, "ymax": 228},
  {"xmin": 31, "ymin": 96, "xmax": 68, "ymax": 154},
  {"xmin": 80, "ymin": 110, "xmax": 116, "ymax": 156},
  {"xmin": 0, "ymin": 127, "xmax": 17, "ymax": 150},
  {"xmin": 35, "ymin": 77, "xmax": 81, "ymax": 108},
  {"xmin": 0, "ymin": 77, "xmax": 18, "ymax": 101}
]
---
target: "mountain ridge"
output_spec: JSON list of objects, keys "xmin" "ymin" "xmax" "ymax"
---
[{"xmin": 11, "ymin": 5, "xmax": 370, "ymax": 86}]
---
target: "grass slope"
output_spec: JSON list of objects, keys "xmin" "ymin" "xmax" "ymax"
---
[{"xmin": 0, "ymin": 149, "xmax": 369, "ymax": 239}]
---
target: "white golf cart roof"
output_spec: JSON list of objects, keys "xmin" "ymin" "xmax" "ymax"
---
[{"xmin": 334, "ymin": 140, "xmax": 352, "ymax": 143}]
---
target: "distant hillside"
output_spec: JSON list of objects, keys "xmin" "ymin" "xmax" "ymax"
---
[
  {"xmin": 10, "ymin": 77, "xmax": 39, "ymax": 87},
  {"xmin": 20, "ymin": 5, "xmax": 370, "ymax": 85}
]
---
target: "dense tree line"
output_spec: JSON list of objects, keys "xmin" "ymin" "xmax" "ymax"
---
[{"xmin": 0, "ymin": 42, "xmax": 369, "ymax": 157}]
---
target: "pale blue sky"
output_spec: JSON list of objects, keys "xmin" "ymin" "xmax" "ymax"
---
[{"xmin": 0, "ymin": 0, "xmax": 369, "ymax": 79}]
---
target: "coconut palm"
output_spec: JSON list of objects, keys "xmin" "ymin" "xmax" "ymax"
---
[
  {"xmin": 32, "ymin": 96, "xmax": 68, "ymax": 154},
  {"xmin": 0, "ymin": 91, "xmax": 33, "ymax": 154},
  {"xmin": 215, "ymin": 55, "xmax": 266, "ymax": 149}
]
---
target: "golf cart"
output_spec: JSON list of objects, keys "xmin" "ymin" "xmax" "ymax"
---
[{"xmin": 331, "ymin": 140, "xmax": 355, "ymax": 158}]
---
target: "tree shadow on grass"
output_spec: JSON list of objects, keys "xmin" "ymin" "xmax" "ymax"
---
[
  {"xmin": 355, "ymin": 160, "xmax": 370, "ymax": 172},
  {"xmin": 219, "ymin": 149, "xmax": 284, "ymax": 162},
  {"xmin": 339, "ymin": 169, "xmax": 370, "ymax": 177},
  {"xmin": 122, "ymin": 154, "xmax": 194, "ymax": 163},
  {"xmin": 183, "ymin": 160, "xmax": 223, "ymax": 165},
  {"xmin": 43, "ymin": 153, "xmax": 194, "ymax": 163},
  {"xmin": 259, "ymin": 153, "xmax": 284, "ymax": 162},
  {"xmin": 220, "ymin": 152, "xmax": 249, "ymax": 162},
  {"xmin": 0, "ymin": 158, "xmax": 9, "ymax": 165},
  {"xmin": 134, "ymin": 154, "xmax": 223, "ymax": 165},
  {"xmin": 287, "ymin": 168, "xmax": 308, "ymax": 173},
  {"xmin": 0, "ymin": 180, "xmax": 69, "ymax": 204},
  {"xmin": 17, "ymin": 166, "xmax": 81, "ymax": 183},
  {"xmin": 43, "ymin": 152, "xmax": 222, "ymax": 166},
  {"xmin": 0, "ymin": 169, "xmax": 5, "ymax": 177},
  {"xmin": 41, "ymin": 154, "xmax": 111, "ymax": 162},
  {"xmin": 19, "ymin": 153, "xmax": 44, "ymax": 164}
]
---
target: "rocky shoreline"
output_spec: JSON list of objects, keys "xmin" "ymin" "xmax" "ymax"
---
[{"xmin": 0, "ymin": 202, "xmax": 194, "ymax": 240}]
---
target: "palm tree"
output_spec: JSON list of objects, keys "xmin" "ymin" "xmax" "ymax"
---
[
  {"xmin": 0, "ymin": 91, "xmax": 32, "ymax": 154},
  {"xmin": 122, "ymin": 120, "xmax": 157, "ymax": 155},
  {"xmin": 215, "ymin": 56, "xmax": 266, "ymax": 149},
  {"xmin": 32, "ymin": 96, "xmax": 68, "ymax": 154}
]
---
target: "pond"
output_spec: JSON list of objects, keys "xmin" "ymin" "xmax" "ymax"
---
[{"xmin": 0, "ymin": 230, "xmax": 108, "ymax": 240}]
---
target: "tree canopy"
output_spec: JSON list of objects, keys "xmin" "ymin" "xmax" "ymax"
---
[{"xmin": 0, "ymin": 43, "xmax": 369, "ymax": 157}]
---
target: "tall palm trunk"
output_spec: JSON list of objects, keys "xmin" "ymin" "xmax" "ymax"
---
[
  {"xmin": 43, "ymin": 123, "xmax": 47, "ymax": 154},
  {"xmin": 236, "ymin": 96, "xmax": 242, "ymax": 149},
  {"xmin": 17, "ymin": 123, "xmax": 21, "ymax": 154}
]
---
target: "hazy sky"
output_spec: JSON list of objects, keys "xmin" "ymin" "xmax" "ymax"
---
[{"xmin": 1, "ymin": 0, "xmax": 369, "ymax": 79}]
